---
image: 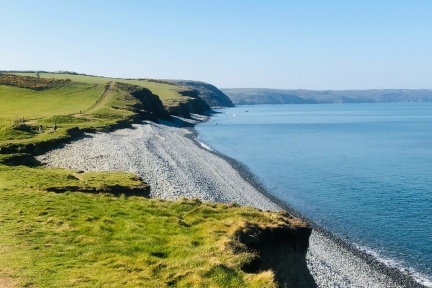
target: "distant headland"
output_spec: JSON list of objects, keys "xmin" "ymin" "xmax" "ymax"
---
[{"xmin": 223, "ymin": 88, "xmax": 432, "ymax": 105}]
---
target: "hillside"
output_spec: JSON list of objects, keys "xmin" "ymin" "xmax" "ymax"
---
[
  {"xmin": 6, "ymin": 71, "xmax": 234, "ymax": 113},
  {"xmin": 0, "ymin": 72, "xmax": 313, "ymax": 287},
  {"xmin": 0, "ymin": 73, "xmax": 175, "ymax": 154},
  {"xmin": 223, "ymin": 88, "xmax": 432, "ymax": 105}
]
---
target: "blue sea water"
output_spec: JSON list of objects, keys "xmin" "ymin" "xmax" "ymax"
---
[{"xmin": 196, "ymin": 103, "xmax": 432, "ymax": 285}]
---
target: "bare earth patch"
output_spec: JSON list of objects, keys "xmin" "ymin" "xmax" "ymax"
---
[{"xmin": 0, "ymin": 278, "xmax": 18, "ymax": 288}]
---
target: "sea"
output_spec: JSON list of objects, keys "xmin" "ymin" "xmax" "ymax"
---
[{"xmin": 195, "ymin": 103, "xmax": 432, "ymax": 286}]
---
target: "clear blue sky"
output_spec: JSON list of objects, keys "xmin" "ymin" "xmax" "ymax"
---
[{"xmin": 1, "ymin": 0, "xmax": 431, "ymax": 89}]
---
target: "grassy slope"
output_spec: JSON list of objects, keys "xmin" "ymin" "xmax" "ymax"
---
[
  {"xmin": 0, "ymin": 77, "xmax": 140, "ymax": 146},
  {"xmin": 0, "ymin": 73, "xmax": 303, "ymax": 287},
  {"xmin": 0, "ymin": 83, "xmax": 103, "ymax": 121},
  {"xmin": 13, "ymin": 72, "xmax": 185, "ymax": 103},
  {"xmin": 0, "ymin": 164, "xmax": 283, "ymax": 287}
]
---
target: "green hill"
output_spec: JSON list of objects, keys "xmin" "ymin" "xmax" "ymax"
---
[{"xmin": 0, "ymin": 73, "xmax": 172, "ymax": 153}]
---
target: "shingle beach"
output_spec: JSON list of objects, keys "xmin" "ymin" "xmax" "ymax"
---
[{"xmin": 37, "ymin": 121, "xmax": 426, "ymax": 288}]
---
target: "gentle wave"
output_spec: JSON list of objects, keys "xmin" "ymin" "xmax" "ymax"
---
[
  {"xmin": 354, "ymin": 243, "xmax": 432, "ymax": 287},
  {"xmin": 195, "ymin": 137, "xmax": 214, "ymax": 151}
]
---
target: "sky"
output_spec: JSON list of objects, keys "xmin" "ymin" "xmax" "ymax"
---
[{"xmin": 1, "ymin": 0, "xmax": 431, "ymax": 89}]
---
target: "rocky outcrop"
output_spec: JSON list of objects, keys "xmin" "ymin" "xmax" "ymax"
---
[
  {"xmin": 169, "ymin": 80, "xmax": 235, "ymax": 107},
  {"xmin": 165, "ymin": 89, "xmax": 211, "ymax": 118},
  {"xmin": 228, "ymin": 214, "xmax": 315, "ymax": 287},
  {"xmin": 115, "ymin": 82, "xmax": 172, "ymax": 122},
  {"xmin": 117, "ymin": 82, "xmax": 212, "ymax": 120},
  {"xmin": 165, "ymin": 98, "xmax": 210, "ymax": 118}
]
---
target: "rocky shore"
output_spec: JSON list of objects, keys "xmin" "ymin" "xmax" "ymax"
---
[{"xmin": 37, "ymin": 121, "xmax": 426, "ymax": 288}]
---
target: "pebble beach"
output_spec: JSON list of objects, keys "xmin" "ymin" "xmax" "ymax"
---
[{"xmin": 37, "ymin": 121, "xmax": 426, "ymax": 288}]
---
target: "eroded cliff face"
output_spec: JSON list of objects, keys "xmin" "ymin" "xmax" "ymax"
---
[
  {"xmin": 120, "ymin": 83, "xmax": 211, "ymax": 120},
  {"xmin": 164, "ymin": 89, "xmax": 211, "ymax": 118},
  {"xmin": 228, "ymin": 213, "xmax": 315, "ymax": 288},
  {"xmin": 168, "ymin": 80, "xmax": 235, "ymax": 108},
  {"xmin": 115, "ymin": 82, "xmax": 172, "ymax": 122},
  {"xmin": 45, "ymin": 181, "xmax": 150, "ymax": 197}
]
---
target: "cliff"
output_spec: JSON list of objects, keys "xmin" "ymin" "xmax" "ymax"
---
[
  {"xmin": 164, "ymin": 88, "xmax": 211, "ymax": 118},
  {"xmin": 223, "ymin": 88, "xmax": 432, "ymax": 105},
  {"xmin": 115, "ymin": 82, "xmax": 172, "ymax": 122},
  {"xmin": 230, "ymin": 214, "xmax": 314, "ymax": 287},
  {"xmin": 169, "ymin": 80, "xmax": 235, "ymax": 107},
  {"xmin": 116, "ymin": 79, "xmax": 213, "ymax": 119}
]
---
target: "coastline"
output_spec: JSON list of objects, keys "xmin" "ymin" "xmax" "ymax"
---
[
  {"xmin": 36, "ymin": 120, "xmax": 428, "ymax": 288},
  {"xmin": 189, "ymin": 128, "xmax": 427, "ymax": 288}
]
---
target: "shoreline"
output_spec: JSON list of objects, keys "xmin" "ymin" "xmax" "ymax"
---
[
  {"xmin": 189, "ymin": 128, "xmax": 427, "ymax": 288},
  {"xmin": 37, "ymin": 120, "xmax": 429, "ymax": 287}
]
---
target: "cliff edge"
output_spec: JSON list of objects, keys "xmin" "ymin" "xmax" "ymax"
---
[
  {"xmin": 230, "ymin": 213, "xmax": 314, "ymax": 287},
  {"xmin": 170, "ymin": 80, "xmax": 235, "ymax": 107}
]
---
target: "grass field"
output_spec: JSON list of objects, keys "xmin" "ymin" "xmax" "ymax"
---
[
  {"xmin": 0, "ymin": 82, "xmax": 104, "ymax": 124},
  {"xmin": 13, "ymin": 72, "xmax": 185, "ymax": 102},
  {"xmin": 0, "ymin": 163, "xmax": 296, "ymax": 287}
]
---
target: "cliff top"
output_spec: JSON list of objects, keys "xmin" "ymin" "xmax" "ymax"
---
[{"xmin": 0, "ymin": 163, "xmax": 310, "ymax": 287}]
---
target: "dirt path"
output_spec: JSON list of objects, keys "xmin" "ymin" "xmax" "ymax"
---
[{"xmin": 82, "ymin": 81, "xmax": 115, "ymax": 114}]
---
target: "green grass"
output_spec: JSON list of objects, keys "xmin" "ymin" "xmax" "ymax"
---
[
  {"xmin": 0, "ymin": 164, "xmax": 284, "ymax": 287},
  {"xmin": 0, "ymin": 75, "xmax": 140, "ymax": 147},
  {"xmin": 13, "ymin": 72, "xmax": 185, "ymax": 102},
  {"xmin": 0, "ymin": 83, "xmax": 104, "ymax": 125}
]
